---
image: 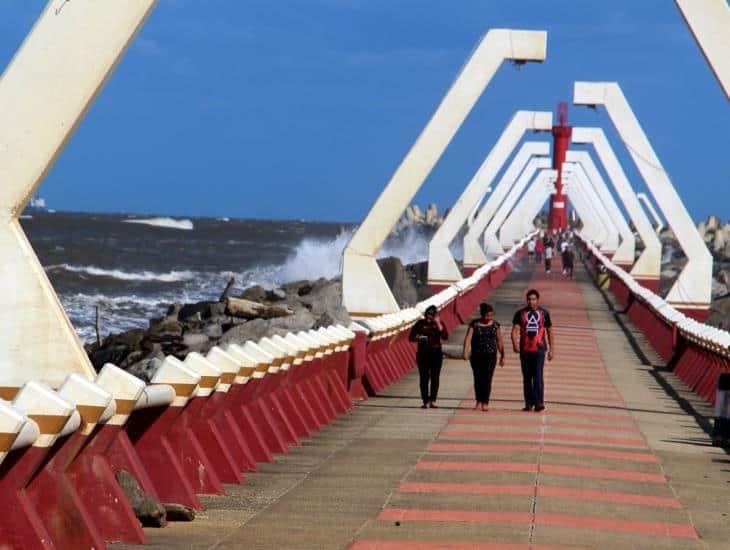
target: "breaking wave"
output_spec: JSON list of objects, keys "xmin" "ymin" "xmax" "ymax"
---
[
  {"xmin": 47, "ymin": 264, "xmax": 196, "ymax": 283},
  {"xmin": 123, "ymin": 217, "xmax": 194, "ymax": 230}
]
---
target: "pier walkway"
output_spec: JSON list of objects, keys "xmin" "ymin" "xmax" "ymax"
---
[{"xmin": 126, "ymin": 263, "xmax": 730, "ymax": 549}]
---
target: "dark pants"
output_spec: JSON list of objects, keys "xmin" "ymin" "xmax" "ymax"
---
[
  {"xmin": 545, "ymin": 258, "xmax": 552, "ymax": 272},
  {"xmin": 520, "ymin": 351, "xmax": 545, "ymax": 406},
  {"xmin": 417, "ymin": 348, "xmax": 443, "ymax": 404},
  {"xmin": 470, "ymin": 353, "xmax": 497, "ymax": 404}
]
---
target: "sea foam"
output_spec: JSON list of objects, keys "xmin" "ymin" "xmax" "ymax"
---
[
  {"xmin": 123, "ymin": 217, "xmax": 194, "ymax": 230},
  {"xmin": 48, "ymin": 264, "xmax": 196, "ymax": 283}
]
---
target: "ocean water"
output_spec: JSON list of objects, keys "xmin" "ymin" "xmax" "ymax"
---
[{"xmin": 21, "ymin": 212, "xmax": 432, "ymax": 343}]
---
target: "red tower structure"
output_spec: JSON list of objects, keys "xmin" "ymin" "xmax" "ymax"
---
[{"xmin": 548, "ymin": 102, "xmax": 572, "ymax": 231}]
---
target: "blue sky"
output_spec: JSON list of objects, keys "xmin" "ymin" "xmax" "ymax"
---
[{"xmin": 1, "ymin": 0, "xmax": 727, "ymax": 223}]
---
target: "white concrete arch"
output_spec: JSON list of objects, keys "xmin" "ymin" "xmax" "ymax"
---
[
  {"xmin": 565, "ymin": 151, "xmax": 634, "ymax": 261},
  {"xmin": 563, "ymin": 173, "xmax": 600, "ymax": 243},
  {"xmin": 565, "ymin": 181, "xmax": 601, "ymax": 244},
  {"xmin": 492, "ymin": 156, "xmax": 552, "ymax": 251},
  {"xmin": 462, "ymin": 141, "xmax": 550, "ymax": 267},
  {"xmin": 500, "ymin": 169, "xmax": 557, "ymax": 245},
  {"xmin": 675, "ymin": 0, "xmax": 730, "ymax": 99},
  {"xmin": 342, "ymin": 29, "xmax": 547, "ymax": 318},
  {"xmin": 570, "ymin": 127, "xmax": 661, "ymax": 284},
  {"xmin": 427, "ymin": 111, "xmax": 552, "ymax": 286},
  {"xmin": 573, "ymin": 82, "xmax": 712, "ymax": 312},
  {"xmin": 637, "ymin": 192, "xmax": 665, "ymax": 235},
  {"xmin": 562, "ymin": 163, "xmax": 616, "ymax": 248},
  {"xmin": 563, "ymin": 174, "xmax": 607, "ymax": 245},
  {"xmin": 0, "ymin": 0, "xmax": 158, "ymax": 388}
]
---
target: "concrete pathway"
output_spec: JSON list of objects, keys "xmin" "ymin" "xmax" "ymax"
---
[{"xmin": 121, "ymin": 262, "xmax": 729, "ymax": 549}]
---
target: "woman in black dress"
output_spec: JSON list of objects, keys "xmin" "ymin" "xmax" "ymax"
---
[{"xmin": 463, "ymin": 303, "xmax": 505, "ymax": 411}]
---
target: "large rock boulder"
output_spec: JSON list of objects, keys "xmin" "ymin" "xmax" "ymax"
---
[
  {"xmin": 218, "ymin": 318, "xmax": 270, "ymax": 346},
  {"xmin": 425, "ymin": 203, "xmax": 440, "ymax": 225},
  {"xmin": 239, "ymin": 284, "xmax": 267, "ymax": 302},
  {"xmin": 708, "ymin": 295, "xmax": 730, "ymax": 331},
  {"xmin": 297, "ymin": 279, "xmax": 347, "ymax": 320},
  {"xmin": 268, "ymin": 307, "xmax": 316, "ymax": 336},
  {"xmin": 707, "ymin": 215, "xmax": 722, "ymax": 232},
  {"xmin": 116, "ymin": 470, "xmax": 167, "ymax": 527},
  {"xmin": 377, "ymin": 256, "xmax": 419, "ymax": 307},
  {"xmin": 125, "ymin": 351, "xmax": 165, "ymax": 383},
  {"xmin": 177, "ymin": 301, "xmax": 225, "ymax": 322}
]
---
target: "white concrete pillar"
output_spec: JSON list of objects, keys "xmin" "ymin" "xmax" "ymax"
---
[
  {"xmin": 637, "ymin": 192, "xmax": 665, "ymax": 234},
  {"xmin": 563, "ymin": 163, "xmax": 615, "ymax": 248},
  {"xmin": 675, "ymin": 0, "xmax": 730, "ymax": 98},
  {"xmin": 562, "ymin": 172, "xmax": 603, "ymax": 245},
  {"xmin": 341, "ymin": 29, "xmax": 548, "ymax": 318},
  {"xmin": 0, "ymin": 1, "xmax": 159, "ymax": 388},
  {"xmin": 571, "ymin": 127, "xmax": 661, "ymax": 282},
  {"xmin": 500, "ymin": 170, "xmax": 557, "ymax": 245},
  {"xmin": 574, "ymin": 82, "xmax": 712, "ymax": 311},
  {"xmin": 462, "ymin": 141, "xmax": 550, "ymax": 267},
  {"xmin": 564, "ymin": 154, "xmax": 631, "ymax": 258},
  {"xmin": 492, "ymin": 157, "xmax": 552, "ymax": 251},
  {"xmin": 427, "ymin": 111, "xmax": 552, "ymax": 285}
]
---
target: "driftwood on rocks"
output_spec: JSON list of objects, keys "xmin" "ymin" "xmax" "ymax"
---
[
  {"xmin": 225, "ymin": 297, "xmax": 293, "ymax": 319},
  {"xmin": 218, "ymin": 277, "xmax": 236, "ymax": 302}
]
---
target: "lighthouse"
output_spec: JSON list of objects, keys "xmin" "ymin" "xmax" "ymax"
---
[{"xmin": 548, "ymin": 102, "xmax": 572, "ymax": 231}]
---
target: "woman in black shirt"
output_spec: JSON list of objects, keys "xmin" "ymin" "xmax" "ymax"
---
[
  {"xmin": 408, "ymin": 305, "xmax": 448, "ymax": 409},
  {"xmin": 463, "ymin": 303, "xmax": 505, "ymax": 411}
]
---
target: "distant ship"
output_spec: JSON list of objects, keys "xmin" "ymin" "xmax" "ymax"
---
[{"xmin": 23, "ymin": 196, "xmax": 54, "ymax": 215}]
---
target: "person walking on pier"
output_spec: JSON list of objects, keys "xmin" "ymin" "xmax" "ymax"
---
[
  {"xmin": 409, "ymin": 305, "xmax": 448, "ymax": 409},
  {"xmin": 511, "ymin": 289, "xmax": 554, "ymax": 412},
  {"xmin": 562, "ymin": 245, "xmax": 574, "ymax": 278},
  {"xmin": 544, "ymin": 243, "xmax": 554, "ymax": 274},
  {"xmin": 535, "ymin": 238, "xmax": 544, "ymax": 263},
  {"xmin": 463, "ymin": 303, "xmax": 505, "ymax": 411}
]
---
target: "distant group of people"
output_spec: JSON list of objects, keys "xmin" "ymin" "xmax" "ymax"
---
[
  {"xmin": 527, "ymin": 230, "xmax": 574, "ymax": 278},
  {"xmin": 409, "ymin": 290, "xmax": 555, "ymax": 412}
]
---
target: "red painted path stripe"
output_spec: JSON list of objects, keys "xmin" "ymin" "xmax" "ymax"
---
[
  {"xmin": 439, "ymin": 431, "xmax": 648, "ymax": 448},
  {"xmin": 427, "ymin": 442, "xmax": 658, "ymax": 463},
  {"xmin": 454, "ymin": 409, "xmax": 634, "ymax": 421},
  {"xmin": 398, "ymin": 482, "xmax": 681, "ymax": 508},
  {"xmin": 416, "ymin": 461, "xmax": 666, "ymax": 483},
  {"xmin": 378, "ymin": 509, "xmax": 696, "ymax": 539},
  {"xmin": 448, "ymin": 418, "xmax": 640, "ymax": 433},
  {"xmin": 350, "ymin": 541, "xmax": 585, "ymax": 550}
]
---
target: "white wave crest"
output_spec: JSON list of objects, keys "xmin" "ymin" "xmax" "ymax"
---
[
  {"xmin": 240, "ymin": 226, "xmax": 433, "ymax": 288},
  {"xmin": 48, "ymin": 264, "xmax": 196, "ymax": 283},
  {"xmin": 123, "ymin": 217, "xmax": 194, "ymax": 230},
  {"xmin": 277, "ymin": 231, "xmax": 353, "ymax": 283},
  {"xmin": 378, "ymin": 226, "xmax": 432, "ymax": 265}
]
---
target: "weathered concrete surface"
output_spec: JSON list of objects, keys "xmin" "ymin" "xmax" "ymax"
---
[{"xmin": 118, "ymin": 262, "xmax": 729, "ymax": 549}]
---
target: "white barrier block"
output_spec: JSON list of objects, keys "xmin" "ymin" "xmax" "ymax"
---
[
  {"xmin": 259, "ymin": 337, "xmax": 294, "ymax": 371},
  {"xmin": 226, "ymin": 344, "xmax": 265, "ymax": 380},
  {"xmin": 95, "ymin": 363, "xmax": 146, "ymax": 426},
  {"xmin": 12, "ymin": 381, "xmax": 76, "ymax": 448},
  {"xmin": 240, "ymin": 342, "xmax": 277, "ymax": 376},
  {"xmin": 272, "ymin": 335, "xmax": 305, "ymax": 366},
  {"xmin": 150, "ymin": 356, "xmax": 201, "ymax": 407},
  {"xmin": 0, "ymin": 400, "xmax": 30, "ymax": 463},
  {"xmin": 297, "ymin": 332, "xmax": 326, "ymax": 358},
  {"xmin": 285, "ymin": 333, "xmax": 315, "ymax": 363},
  {"xmin": 183, "ymin": 352, "xmax": 222, "ymax": 397},
  {"xmin": 58, "ymin": 373, "xmax": 114, "ymax": 435},
  {"xmin": 205, "ymin": 347, "xmax": 241, "ymax": 391}
]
